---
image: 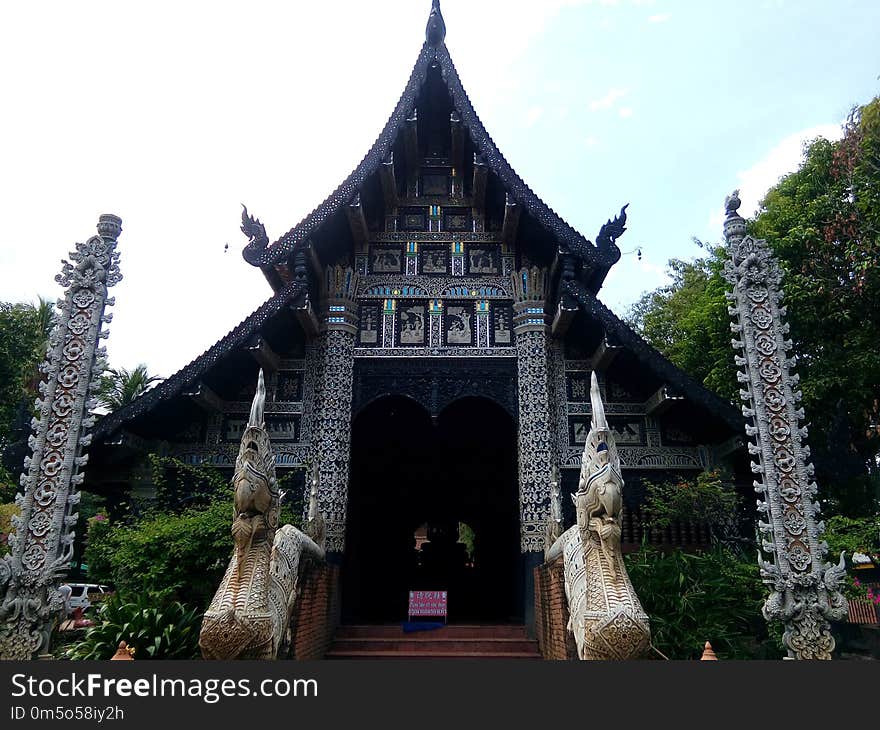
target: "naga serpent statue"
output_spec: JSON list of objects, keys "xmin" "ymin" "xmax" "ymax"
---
[
  {"xmin": 546, "ymin": 373, "xmax": 650, "ymax": 660},
  {"xmin": 199, "ymin": 370, "xmax": 325, "ymax": 660}
]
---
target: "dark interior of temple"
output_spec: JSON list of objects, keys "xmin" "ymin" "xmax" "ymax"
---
[{"xmin": 343, "ymin": 395, "xmax": 521, "ymax": 624}]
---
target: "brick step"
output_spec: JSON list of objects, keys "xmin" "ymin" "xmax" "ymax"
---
[
  {"xmin": 330, "ymin": 637, "xmax": 538, "ymax": 654},
  {"xmin": 327, "ymin": 624, "xmax": 540, "ymax": 659},
  {"xmin": 325, "ymin": 650, "xmax": 542, "ymax": 660},
  {"xmin": 334, "ymin": 624, "xmax": 528, "ymax": 640}
]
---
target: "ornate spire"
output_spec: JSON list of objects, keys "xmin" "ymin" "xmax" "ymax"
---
[
  {"xmin": 721, "ymin": 191, "xmax": 847, "ymax": 659},
  {"xmin": 426, "ymin": 0, "xmax": 446, "ymax": 46},
  {"xmin": 0, "ymin": 215, "xmax": 122, "ymax": 659}
]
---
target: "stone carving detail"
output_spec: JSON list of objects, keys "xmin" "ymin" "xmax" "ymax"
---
[
  {"xmin": 200, "ymin": 371, "xmax": 324, "ymax": 660},
  {"xmin": 546, "ymin": 373, "xmax": 650, "ymax": 660},
  {"xmin": 722, "ymin": 190, "xmax": 846, "ymax": 660},
  {"xmin": 513, "ymin": 267, "xmax": 554, "ymax": 552},
  {"xmin": 0, "ymin": 215, "xmax": 122, "ymax": 660}
]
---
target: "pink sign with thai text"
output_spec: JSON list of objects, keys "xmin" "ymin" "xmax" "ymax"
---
[{"xmin": 408, "ymin": 590, "xmax": 448, "ymax": 619}]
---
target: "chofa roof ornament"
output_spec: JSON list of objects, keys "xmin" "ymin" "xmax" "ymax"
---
[{"xmin": 426, "ymin": 0, "xmax": 446, "ymax": 46}]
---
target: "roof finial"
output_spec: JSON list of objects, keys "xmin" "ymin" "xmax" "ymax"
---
[{"xmin": 426, "ymin": 0, "xmax": 446, "ymax": 46}]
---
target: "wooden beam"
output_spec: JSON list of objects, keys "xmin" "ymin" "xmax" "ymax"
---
[
  {"xmin": 345, "ymin": 193, "xmax": 369, "ymax": 252},
  {"xmin": 472, "ymin": 153, "xmax": 487, "ymax": 210},
  {"xmin": 645, "ymin": 385, "xmax": 684, "ymax": 416},
  {"xmin": 551, "ymin": 296, "xmax": 578, "ymax": 337},
  {"xmin": 589, "ymin": 336, "xmax": 622, "ymax": 371},
  {"xmin": 292, "ymin": 300, "xmax": 319, "ymax": 338},
  {"xmin": 246, "ymin": 334, "xmax": 280, "ymax": 373},
  {"xmin": 183, "ymin": 382, "xmax": 224, "ymax": 413},
  {"xmin": 501, "ymin": 193, "xmax": 521, "ymax": 251},
  {"xmin": 380, "ymin": 152, "xmax": 397, "ymax": 210},
  {"xmin": 404, "ymin": 108, "xmax": 419, "ymax": 176},
  {"xmin": 450, "ymin": 111, "xmax": 463, "ymax": 173},
  {"xmin": 103, "ymin": 429, "xmax": 154, "ymax": 452},
  {"xmin": 714, "ymin": 435, "xmax": 744, "ymax": 460}
]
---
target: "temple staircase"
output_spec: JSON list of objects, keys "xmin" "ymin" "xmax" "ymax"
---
[{"xmin": 326, "ymin": 624, "xmax": 541, "ymax": 659}]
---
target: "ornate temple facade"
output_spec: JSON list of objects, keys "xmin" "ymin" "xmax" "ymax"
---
[{"xmin": 85, "ymin": 3, "xmax": 746, "ymax": 628}]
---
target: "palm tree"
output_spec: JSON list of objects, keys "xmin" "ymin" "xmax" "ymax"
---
[{"xmin": 97, "ymin": 364, "xmax": 163, "ymax": 412}]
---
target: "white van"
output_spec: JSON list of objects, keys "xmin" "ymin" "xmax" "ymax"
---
[{"xmin": 63, "ymin": 583, "xmax": 111, "ymax": 614}]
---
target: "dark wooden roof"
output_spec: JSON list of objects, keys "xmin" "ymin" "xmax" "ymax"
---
[
  {"xmin": 241, "ymin": 16, "xmax": 621, "ymax": 292},
  {"xmin": 92, "ymin": 279, "xmax": 304, "ymax": 440},
  {"xmin": 564, "ymin": 279, "xmax": 744, "ymax": 433}
]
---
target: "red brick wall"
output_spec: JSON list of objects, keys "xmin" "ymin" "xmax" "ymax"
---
[
  {"xmin": 288, "ymin": 563, "xmax": 340, "ymax": 660},
  {"xmin": 534, "ymin": 559, "xmax": 577, "ymax": 660}
]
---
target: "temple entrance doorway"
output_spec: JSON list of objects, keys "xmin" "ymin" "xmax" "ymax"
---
[{"xmin": 343, "ymin": 394, "xmax": 521, "ymax": 624}]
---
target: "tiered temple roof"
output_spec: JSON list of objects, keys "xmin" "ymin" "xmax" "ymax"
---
[{"xmin": 94, "ymin": 1, "xmax": 742, "ymax": 443}]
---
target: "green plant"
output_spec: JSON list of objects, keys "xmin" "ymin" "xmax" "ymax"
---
[
  {"xmin": 64, "ymin": 592, "xmax": 202, "ymax": 660},
  {"xmin": 823, "ymin": 513, "xmax": 880, "ymax": 560},
  {"xmin": 642, "ymin": 470, "xmax": 740, "ymax": 541},
  {"xmin": 625, "ymin": 543, "xmax": 781, "ymax": 659},
  {"xmin": 84, "ymin": 498, "xmax": 234, "ymax": 608},
  {"xmin": 84, "ymin": 457, "xmax": 305, "ymax": 608},
  {"xmin": 96, "ymin": 364, "xmax": 162, "ymax": 412},
  {"xmin": 821, "ymin": 513, "xmax": 880, "ymax": 601}
]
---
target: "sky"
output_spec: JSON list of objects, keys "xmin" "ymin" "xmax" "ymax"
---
[{"xmin": 1, "ymin": 0, "xmax": 878, "ymax": 379}]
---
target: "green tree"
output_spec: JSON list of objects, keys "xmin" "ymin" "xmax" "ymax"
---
[
  {"xmin": 0, "ymin": 298, "xmax": 54, "ymax": 451},
  {"xmin": 96, "ymin": 364, "xmax": 162, "ymax": 412},
  {"xmin": 748, "ymin": 103, "xmax": 880, "ymax": 513},
  {"xmin": 626, "ymin": 248, "xmax": 737, "ymax": 402},
  {"xmin": 629, "ymin": 96, "xmax": 880, "ymax": 515}
]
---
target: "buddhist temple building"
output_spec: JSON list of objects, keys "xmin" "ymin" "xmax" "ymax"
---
[{"xmin": 85, "ymin": 1, "xmax": 747, "ymax": 631}]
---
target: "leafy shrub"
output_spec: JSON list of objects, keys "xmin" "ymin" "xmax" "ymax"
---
[
  {"xmin": 642, "ymin": 470, "xmax": 741, "ymax": 542},
  {"xmin": 64, "ymin": 593, "xmax": 202, "ymax": 660},
  {"xmin": 625, "ymin": 543, "xmax": 781, "ymax": 659},
  {"xmin": 84, "ymin": 499, "xmax": 233, "ymax": 608},
  {"xmin": 823, "ymin": 513, "xmax": 880, "ymax": 560},
  {"xmin": 84, "ymin": 456, "xmax": 305, "ymax": 608},
  {"xmin": 822, "ymin": 513, "xmax": 880, "ymax": 601},
  {"xmin": 147, "ymin": 454, "xmax": 228, "ymax": 513}
]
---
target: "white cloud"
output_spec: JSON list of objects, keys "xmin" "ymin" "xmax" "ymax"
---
[
  {"xmin": 618, "ymin": 106, "xmax": 634, "ymax": 118},
  {"xmin": 584, "ymin": 135, "xmax": 600, "ymax": 148},
  {"xmin": 708, "ymin": 122, "xmax": 844, "ymax": 231},
  {"xmin": 590, "ymin": 87, "xmax": 628, "ymax": 111},
  {"xmin": 648, "ymin": 13, "xmax": 671, "ymax": 23}
]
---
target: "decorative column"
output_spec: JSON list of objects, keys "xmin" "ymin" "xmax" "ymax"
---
[
  {"xmin": 512, "ymin": 267, "xmax": 555, "ymax": 554},
  {"xmin": 722, "ymin": 191, "xmax": 846, "ymax": 659},
  {"xmin": 0, "ymin": 215, "xmax": 122, "ymax": 659},
  {"xmin": 311, "ymin": 264, "xmax": 358, "ymax": 554}
]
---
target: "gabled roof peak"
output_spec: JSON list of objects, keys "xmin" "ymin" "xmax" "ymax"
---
[
  {"xmin": 242, "ymin": 7, "xmax": 623, "ymax": 292},
  {"xmin": 426, "ymin": 0, "xmax": 447, "ymax": 47}
]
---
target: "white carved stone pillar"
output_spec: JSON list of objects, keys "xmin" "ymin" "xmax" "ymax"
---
[
  {"xmin": 0, "ymin": 215, "xmax": 122, "ymax": 659},
  {"xmin": 512, "ymin": 267, "xmax": 555, "ymax": 554},
  {"xmin": 722, "ymin": 191, "xmax": 846, "ymax": 659},
  {"xmin": 311, "ymin": 265, "xmax": 358, "ymax": 554}
]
